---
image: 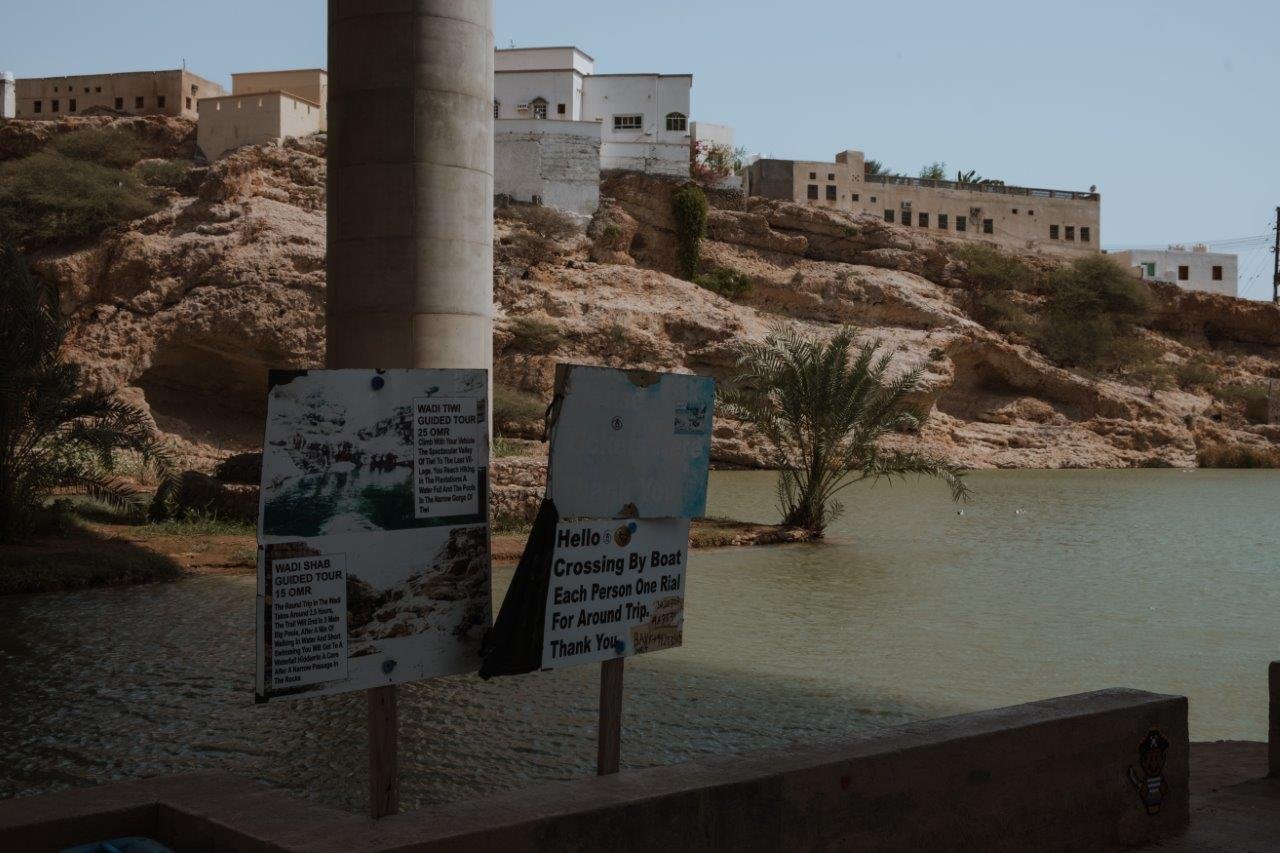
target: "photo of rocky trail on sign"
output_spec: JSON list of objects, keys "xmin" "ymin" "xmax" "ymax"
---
[
  {"xmin": 259, "ymin": 370, "xmax": 487, "ymax": 538},
  {"xmin": 254, "ymin": 368, "xmax": 491, "ymax": 703}
]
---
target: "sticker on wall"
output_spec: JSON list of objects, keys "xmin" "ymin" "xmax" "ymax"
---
[{"xmin": 1127, "ymin": 729, "xmax": 1170, "ymax": 815}]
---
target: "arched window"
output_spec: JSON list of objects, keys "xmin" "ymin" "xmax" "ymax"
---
[
  {"xmin": 493, "ymin": 100, "xmax": 500, "ymax": 119},
  {"xmin": 529, "ymin": 97, "xmax": 548, "ymax": 120},
  {"xmin": 665, "ymin": 112, "xmax": 687, "ymax": 132}
]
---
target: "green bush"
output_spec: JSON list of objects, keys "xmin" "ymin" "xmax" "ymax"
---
[
  {"xmin": 493, "ymin": 384, "xmax": 545, "ymax": 428},
  {"xmin": 135, "ymin": 158, "xmax": 190, "ymax": 189},
  {"xmin": 672, "ymin": 184, "xmax": 708, "ymax": 280},
  {"xmin": 52, "ymin": 127, "xmax": 145, "ymax": 168},
  {"xmin": 955, "ymin": 243, "xmax": 1037, "ymax": 293},
  {"xmin": 974, "ymin": 291, "xmax": 1030, "ymax": 334},
  {"xmin": 1214, "ymin": 382, "xmax": 1267, "ymax": 404},
  {"xmin": 0, "ymin": 152, "xmax": 156, "ymax": 248},
  {"xmin": 1175, "ymin": 357, "xmax": 1218, "ymax": 389},
  {"xmin": 694, "ymin": 268, "xmax": 754, "ymax": 300},
  {"xmin": 507, "ymin": 316, "xmax": 564, "ymax": 354},
  {"xmin": 1031, "ymin": 255, "xmax": 1153, "ymax": 369}
]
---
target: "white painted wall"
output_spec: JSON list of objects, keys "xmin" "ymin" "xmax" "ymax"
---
[
  {"xmin": 495, "ymin": 47, "xmax": 593, "ymax": 77},
  {"xmin": 494, "ymin": 70, "xmax": 582, "ymax": 120},
  {"xmin": 1110, "ymin": 248, "xmax": 1238, "ymax": 297},
  {"xmin": 495, "ymin": 119, "xmax": 601, "ymax": 216},
  {"xmin": 1, "ymin": 72, "xmax": 14, "ymax": 119},
  {"xmin": 582, "ymin": 75, "xmax": 691, "ymax": 176},
  {"xmin": 691, "ymin": 121, "xmax": 734, "ymax": 149}
]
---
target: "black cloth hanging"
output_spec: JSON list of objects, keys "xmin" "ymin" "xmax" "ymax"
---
[{"xmin": 479, "ymin": 498, "xmax": 560, "ymax": 679}]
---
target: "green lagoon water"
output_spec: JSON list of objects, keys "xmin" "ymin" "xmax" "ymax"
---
[{"xmin": 1, "ymin": 469, "xmax": 1276, "ymax": 812}]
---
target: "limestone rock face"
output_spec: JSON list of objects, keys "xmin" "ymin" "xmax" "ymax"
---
[{"xmin": 10, "ymin": 119, "xmax": 1275, "ymax": 477}]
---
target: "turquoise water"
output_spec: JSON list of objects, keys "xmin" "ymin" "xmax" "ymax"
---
[{"xmin": 0, "ymin": 469, "xmax": 1276, "ymax": 813}]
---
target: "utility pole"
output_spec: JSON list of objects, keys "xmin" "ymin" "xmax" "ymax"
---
[
  {"xmin": 1272, "ymin": 206, "xmax": 1279, "ymax": 304},
  {"xmin": 327, "ymin": 0, "xmax": 494, "ymax": 819}
]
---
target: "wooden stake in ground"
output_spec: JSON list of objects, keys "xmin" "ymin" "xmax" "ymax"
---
[
  {"xmin": 597, "ymin": 658, "xmax": 625, "ymax": 775},
  {"xmin": 368, "ymin": 685, "xmax": 399, "ymax": 817}
]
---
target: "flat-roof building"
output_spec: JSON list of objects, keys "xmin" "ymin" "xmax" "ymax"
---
[
  {"xmin": 1109, "ymin": 246, "xmax": 1237, "ymax": 298},
  {"xmin": 12, "ymin": 69, "xmax": 224, "ymax": 120},
  {"xmin": 494, "ymin": 46, "xmax": 708, "ymax": 177},
  {"xmin": 197, "ymin": 90, "xmax": 323, "ymax": 160},
  {"xmin": 231, "ymin": 69, "xmax": 327, "ymax": 131},
  {"xmin": 744, "ymin": 149, "xmax": 1101, "ymax": 257}
]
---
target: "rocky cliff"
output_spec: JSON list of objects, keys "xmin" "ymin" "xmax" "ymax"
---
[{"xmin": 8, "ymin": 117, "xmax": 1279, "ymax": 473}]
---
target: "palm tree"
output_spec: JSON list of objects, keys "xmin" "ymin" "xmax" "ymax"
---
[
  {"xmin": 955, "ymin": 169, "xmax": 1005, "ymax": 187},
  {"xmin": 719, "ymin": 329, "xmax": 969, "ymax": 536},
  {"xmin": 863, "ymin": 159, "xmax": 891, "ymax": 177},
  {"xmin": 0, "ymin": 243, "xmax": 171, "ymax": 542}
]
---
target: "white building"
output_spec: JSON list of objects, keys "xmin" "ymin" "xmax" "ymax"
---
[
  {"xmin": 1109, "ymin": 245, "xmax": 1238, "ymax": 298},
  {"xmin": 1, "ymin": 72, "xmax": 15, "ymax": 120},
  {"xmin": 494, "ymin": 46, "xmax": 700, "ymax": 177}
]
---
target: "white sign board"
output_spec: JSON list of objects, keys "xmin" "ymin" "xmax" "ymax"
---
[
  {"xmin": 547, "ymin": 366, "xmax": 714, "ymax": 520},
  {"xmin": 255, "ymin": 369, "xmax": 490, "ymax": 702},
  {"xmin": 541, "ymin": 517, "xmax": 689, "ymax": 669}
]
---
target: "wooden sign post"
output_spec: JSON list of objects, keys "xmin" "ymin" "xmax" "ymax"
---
[
  {"xmin": 597, "ymin": 658, "xmax": 625, "ymax": 775},
  {"xmin": 368, "ymin": 685, "xmax": 399, "ymax": 816}
]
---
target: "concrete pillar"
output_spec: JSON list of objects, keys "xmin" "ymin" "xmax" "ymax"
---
[
  {"xmin": 1270, "ymin": 661, "xmax": 1278, "ymax": 778},
  {"xmin": 1, "ymin": 72, "xmax": 15, "ymax": 120},
  {"xmin": 326, "ymin": 0, "xmax": 494, "ymax": 372}
]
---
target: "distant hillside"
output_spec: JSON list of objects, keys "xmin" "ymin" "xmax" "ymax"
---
[{"xmin": 5, "ymin": 116, "xmax": 1279, "ymax": 471}]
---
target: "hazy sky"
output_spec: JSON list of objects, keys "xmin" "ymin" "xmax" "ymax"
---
[{"xmin": 5, "ymin": 1, "xmax": 1277, "ymax": 298}]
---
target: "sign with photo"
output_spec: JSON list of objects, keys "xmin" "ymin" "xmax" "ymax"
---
[{"xmin": 255, "ymin": 369, "xmax": 490, "ymax": 702}]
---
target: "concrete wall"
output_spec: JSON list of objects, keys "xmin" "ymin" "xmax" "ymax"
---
[
  {"xmin": 14, "ymin": 69, "xmax": 224, "ymax": 120},
  {"xmin": 0, "ymin": 688, "xmax": 1190, "ymax": 852},
  {"xmin": 495, "ymin": 119, "xmax": 601, "ymax": 215},
  {"xmin": 232, "ymin": 69, "xmax": 328, "ymax": 130},
  {"xmin": 1110, "ymin": 248, "xmax": 1238, "ymax": 297},
  {"xmin": 494, "ymin": 69, "xmax": 582, "ymax": 121},
  {"xmin": 747, "ymin": 149, "xmax": 1101, "ymax": 258},
  {"xmin": 495, "ymin": 46, "xmax": 594, "ymax": 77},
  {"xmin": 583, "ymin": 74, "xmax": 690, "ymax": 177},
  {"xmin": 197, "ymin": 91, "xmax": 322, "ymax": 160},
  {"xmin": 0, "ymin": 72, "xmax": 13, "ymax": 119}
]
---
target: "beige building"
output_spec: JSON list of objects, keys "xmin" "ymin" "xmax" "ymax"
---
[
  {"xmin": 231, "ymin": 69, "xmax": 327, "ymax": 130},
  {"xmin": 196, "ymin": 91, "xmax": 322, "ymax": 160},
  {"xmin": 12, "ymin": 69, "xmax": 224, "ymax": 120},
  {"xmin": 744, "ymin": 149, "xmax": 1100, "ymax": 256}
]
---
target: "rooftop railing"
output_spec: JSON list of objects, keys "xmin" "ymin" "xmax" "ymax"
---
[{"xmin": 864, "ymin": 173, "xmax": 1099, "ymax": 201}]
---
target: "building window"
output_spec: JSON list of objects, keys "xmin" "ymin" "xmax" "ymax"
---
[
  {"xmin": 530, "ymin": 98, "xmax": 548, "ymax": 120},
  {"xmin": 33, "ymin": 100, "xmax": 42, "ymax": 114},
  {"xmin": 69, "ymin": 99, "xmax": 77, "ymax": 112},
  {"xmin": 983, "ymin": 219, "xmax": 993, "ymax": 234},
  {"xmin": 1065, "ymin": 226, "xmax": 1075, "ymax": 241},
  {"xmin": 1080, "ymin": 226, "xmax": 1090, "ymax": 243},
  {"xmin": 1012, "ymin": 208, "xmax": 1018, "ymax": 214},
  {"xmin": 1178, "ymin": 265, "xmax": 1189, "ymax": 281},
  {"xmin": 955, "ymin": 215, "xmax": 967, "ymax": 232},
  {"xmin": 186, "ymin": 97, "xmax": 192, "ymax": 110},
  {"xmin": 191, "ymin": 84, "xmax": 198, "ymax": 96},
  {"xmin": 157, "ymin": 95, "xmax": 166, "ymax": 109},
  {"xmin": 807, "ymin": 184, "xmax": 819, "ymax": 200},
  {"xmin": 51, "ymin": 99, "xmax": 59, "ymax": 112},
  {"xmin": 884, "ymin": 209, "xmax": 895, "ymax": 223},
  {"xmin": 938, "ymin": 213, "xmax": 948, "ymax": 229},
  {"xmin": 557, "ymin": 103, "xmax": 566, "ymax": 115},
  {"xmin": 825, "ymin": 185, "xmax": 837, "ymax": 201},
  {"xmin": 827, "ymin": 173, "xmax": 835, "ymax": 181},
  {"xmin": 852, "ymin": 194, "xmax": 859, "ymax": 202},
  {"xmin": 136, "ymin": 96, "xmax": 145, "ymax": 109},
  {"xmin": 1144, "ymin": 262, "xmax": 1156, "ymax": 277},
  {"xmin": 809, "ymin": 172, "xmax": 817, "ymax": 180},
  {"xmin": 1050, "ymin": 224, "xmax": 1060, "ymax": 240},
  {"xmin": 613, "ymin": 113, "xmax": 642, "ymax": 130},
  {"xmin": 1212, "ymin": 265, "xmax": 1223, "ymax": 281},
  {"xmin": 83, "ymin": 86, "xmax": 89, "ymax": 93},
  {"xmin": 1028, "ymin": 210, "xmax": 1034, "ymax": 216},
  {"xmin": 665, "ymin": 112, "xmax": 687, "ymax": 132},
  {"xmin": 918, "ymin": 212, "xmax": 929, "ymax": 227},
  {"xmin": 870, "ymin": 196, "xmax": 876, "ymax": 203},
  {"xmin": 115, "ymin": 97, "xmax": 124, "ymax": 110},
  {"xmin": 95, "ymin": 86, "xmax": 102, "ymax": 93},
  {"xmin": 493, "ymin": 100, "xmax": 499, "ymax": 119}
]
